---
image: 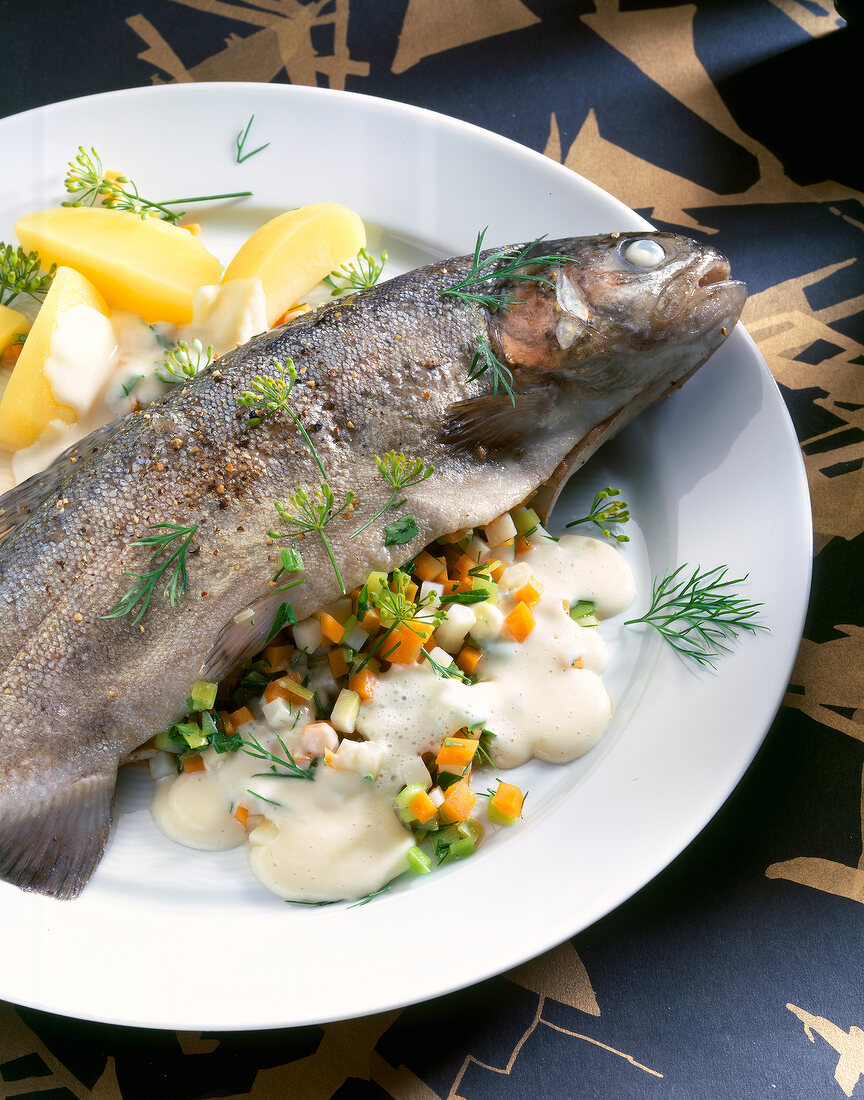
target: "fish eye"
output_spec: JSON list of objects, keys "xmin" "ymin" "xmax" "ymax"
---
[{"xmin": 620, "ymin": 238, "xmax": 666, "ymax": 270}]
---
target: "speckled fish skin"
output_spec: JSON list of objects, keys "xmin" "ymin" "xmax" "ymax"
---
[{"xmin": 0, "ymin": 231, "xmax": 745, "ymax": 898}]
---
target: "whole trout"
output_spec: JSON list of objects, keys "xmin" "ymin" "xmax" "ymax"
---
[{"xmin": 0, "ymin": 231, "xmax": 745, "ymax": 898}]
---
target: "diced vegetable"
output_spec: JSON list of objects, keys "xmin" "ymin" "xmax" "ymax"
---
[
  {"xmin": 512, "ymin": 506, "xmax": 541, "ymax": 535},
  {"xmin": 292, "ymin": 617, "xmax": 325, "ymax": 652},
  {"xmin": 513, "ymin": 578, "xmax": 543, "ymax": 609},
  {"xmin": 439, "ymin": 778, "xmax": 477, "ymax": 823},
  {"xmin": 234, "ymin": 804, "xmax": 249, "ymax": 827},
  {"xmin": 228, "ymin": 705, "xmax": 255, "ymax": 729},
  {"xmin": 435, "ymin": 603, "xmax": 477, "ymax": 654},
  {"xmin": 299, "ymin": 721, "xmax": 338, "ymax": 755},
  {"xmin": 484, "ymin": 513, "xmax": 518, "ymax": 547},
  {"xmin": 328, "ymin": 647, "xmax": 349, "ymax": 678},
  {"xmin": 385, "ymin": 619, "xmax": 435, "ymax": 664},
  {"xmin": 330, "ymin": 688, "xmax": 361, "ymax": 733},
  {"xmin": 348, "ymin": 669, "xmax": 377, "ymax": 700},
  {"xmin": 262, "ymin": 644, "xmax": 293, "ymax": 673},
  {"xmin": 407, "ymin": 845, "xmax": 432, "ymax": 873},
  {"xmin": 504, "ymin": 601, "xmax": 535, "ymax": 642},
  {"xmin": 319, "ymin": 611, "xmax": 345, "ymax": 644},
  {"xmin": 455, "ymin": 644, "xmax": 484, "ymax": 675},
  {"xmin": 569, "ymin": 600, "xmax": 599, "ymax": 627},
  {"xmin": 189, "ymin": 679, "xmax": 218, "ymax": 712},
  {"xmin": 487, "ymin": 781, "xmax": 524, "ymax": 825},
  {"xmin": 182, "ymin": 755, "xmax": 206, "ymax": 774},
  {"xmin": 470, "ymin": 574, "xmax": 498, "ymax": 605},
  {"xmin": 15, "ymin": 207, "xmax": 222, "ymax": 323},
  {"xmin": 414, "ymin": 550, "xmax": 447, "ymax": 583},
  {"xmin": 408, "ymin": 790, "xmax": 438, "ymax": 825},
  {"xmin": 469, "ymin": 602, "xmax": 504, "ymax": 643},
  {"xmin": 436, "ymin": 737, "xmax": 479, "ymax": 770}
]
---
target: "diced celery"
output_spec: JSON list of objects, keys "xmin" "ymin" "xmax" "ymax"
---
[
  {"xmin": 407, "ymin": 845, "xmax": 432, "ymax": 874},
  {"xmin": 449, "ymin": 836, "xmax": 475, "ymax": 859},
  {"xmin": 487, "ymin": 803, "xmax": 518, "ymax": 826},
  {"xmin": 569, "ymin": 600, "xmax": 599, "ymax": 627},
  {"xmin": 457, "ymin": 818, "xmax": 484, "ymax": 843},
  {"xmin": 175, "ymin": 722, "xmax": 208, "ymax": 750},
  {"xmin": 513, "ymin": 506, "xmax": 541, "ymax": 536},
  {"xmin": 189, "ymin": 679, "xmax": 218, "ymax": 711}
]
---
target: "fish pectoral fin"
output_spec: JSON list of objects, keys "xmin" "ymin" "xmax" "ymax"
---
[
  {"xmin": 440, "ymin": 390, "xmax": 554, "ymax": 452},
  {"xmin": 0, "ymin": 770, "xmax": 115, "ymax": 899}
]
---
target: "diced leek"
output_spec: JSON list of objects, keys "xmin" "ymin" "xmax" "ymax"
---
[
  {"xmin": 448, "ymin": 836, "xmax": 475, "ymax": 859},
  {"xmin": 155, "ymin": 730, "xmax": 179, "ymax": 752},
  {"xmin": 407, "ymin": 845, "xmax": 432, "ymax": 874},
  {"xmin": 330, "ymin": 688, "xmax": 360, "ymax": 733},
  {"xmin": 395, "ymin": 783, "xmax": 427, "ymax": 810},
  {"xmin": 470, "ymin": 575, "xmax": 498, "ymax": 605},
  {"xmin": 569, "ymin": 600, "xmax": 599, "ymax": 627},
  {"xmin": 189, "ymin": 679, "xmax": 218, "ymax": 711}
]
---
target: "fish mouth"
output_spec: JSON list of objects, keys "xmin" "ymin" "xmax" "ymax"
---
[{"xmin": 655, "ymin": 253, "xmax": 747, "ymax": 336}]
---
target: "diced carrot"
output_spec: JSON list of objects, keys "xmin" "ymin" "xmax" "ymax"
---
[
  {"xmin": 572, "ymin": 655, "xmax": 584, "ymax": 669},
  {"xmin": 182, "ymin": 222, "xmax": 201, "ymax": 235},
  {"xmin": 183, "ymin": 754, "xmax": 206, "ymax": 773},
  {"xmin": 228, "ymin": 705, "xmax": 255, "ymax": 728},
  {"xmin": 436, "ymin": 736, "xmax": 479, "ymax": 769},
  {"xmin": 408, "ymin": 790, "xmax": 437, "ymax": 825},
  {"xmin": 2, "ymin": 343, "xmax": 22, "ymax": 365},
  {"xmin": 234, "ymin": 804, "xmax": 249, "ymax": 827},
  {"xmin": 490, "ymin": 781, "xmax": 524, "ymax": 820},
  {"xmin": 452, "ymin": 553, "xmax": 478, "ymax": 579},
  {"xmin": 263, "ymin": 644, "xmax": 294, "ymax": 673},
  {"xmin": 385, "ymin": 620, "xmax": 435, "ymax": 665},
  {"xmin": 514, "ymin": 534, "xmax": 533, "ymax": 555},
  {"xmin": 438, "ymin": 528, "xmax": 470, "ymax": 544},
  {"xmin": 487, "ymin": 559, "xmax": 506, "ymax": 582},
  {"xmin": 320, "ymin": 611, "xmax": 345, "ymax": 644},
  {"xmin": 324, "ymin": 747, "xmax": 336, "ymax": 767},
  {"xmin": 443, "ymin": 578, "xmax": 461, "ymax": 595},
  {"xmin": 273, "ymin": 303, "xmax": 307, "ymax": 327},
  {"xmin": 403, "ymin": 580, "xmax": 418, "ymax": 603},
  {"xmin": 455, "ymin": 645, "xmax": 483, "ymax": 675},
  {"xmin": 513, "ymin": 578, "xmax": 543, "ymax": 609},
  {"xmin": 414, "ymin": 550, "xmax": 447, "ymax": 583},
  {"xmin": 328, "ymin": 647, "xmax": 349, "ymax": 678},
  {"xmin": 219, "ymin": 710, "xmax": 236, "ymax": 735},
  {"xmin": 348, "ymin": 668, "xmax": 377, "ymax": 700},
  {"xmin": 357, "ymin": 607, "xmax": 381, "ymax": 633},
  {"xmin": 504, "ymin": 601, "xmax": 535, "ymax": 642},
  {"xmin": 263, "ymin": 672, "xmax": 313, "ymax": 704},
  {"xmin": 439, "ymin": 778, "xmax": 477, "ymax": 823}
]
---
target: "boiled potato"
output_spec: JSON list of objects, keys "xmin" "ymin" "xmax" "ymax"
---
[
  {"xmin": 0, "ymin": 303, "xmax": 30, "ymax": 354},
  {"xmin": 0, "ymin": 267, "xmax": 109, "ymax": 451},
  {"xmin": 15, "ymin": 207, "xmax": 222, "ymax": 324},
  {"xmin": 223, "ymin": 203, "xmax": 366, "ymax": 326}
]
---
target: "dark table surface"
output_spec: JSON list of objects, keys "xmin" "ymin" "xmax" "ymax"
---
[{"xmin": 1, "ymin": 1, "xmax": 862, "ymax": 1097}]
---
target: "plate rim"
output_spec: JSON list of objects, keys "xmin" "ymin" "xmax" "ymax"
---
[{"xmin": 0, "ymin": 81, "xmax": 812, "ymax": 1031}]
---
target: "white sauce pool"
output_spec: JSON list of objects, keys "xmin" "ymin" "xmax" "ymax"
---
[{"xmin": 150, "ymin": 533, "xmax": 635, "ymax": 903}]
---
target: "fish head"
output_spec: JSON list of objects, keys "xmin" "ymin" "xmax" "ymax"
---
[{"xmin": 490, "ymin": 231, "xmax": 747, "ymax": 392}]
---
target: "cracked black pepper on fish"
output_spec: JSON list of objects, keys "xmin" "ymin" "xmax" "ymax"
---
[{"xmin": 0, "ymin": 232, "xmax": 746, "ymax": 898}]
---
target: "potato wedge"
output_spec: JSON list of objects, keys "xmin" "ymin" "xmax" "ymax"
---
[
  {"xmin": 0, "ymin": 266, "xmax": 110, "ymax": 451},
  {"xmin": 0, "ymin": 303, "xmax": 30, "ymax": 354},
  {"xmin": 223, "ymin": 203, "xmax": 366, "ymax": 326},
  {"xmin": 15, "ymin": 207, "xmax": 222, "ymax": 324}
]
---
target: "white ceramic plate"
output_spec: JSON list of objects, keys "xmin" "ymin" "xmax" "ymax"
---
[{"xmin": 0, "ymin": 84, "xmax": 810, "ymax": 1030}]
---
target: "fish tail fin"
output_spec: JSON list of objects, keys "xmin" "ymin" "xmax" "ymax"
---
[{"xmin": 0, "ymin": 771, "xmax": 115, "ymax": 899}]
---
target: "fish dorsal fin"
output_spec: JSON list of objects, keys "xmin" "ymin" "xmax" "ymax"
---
[
  {"xmin": 440, "ymin": 389, "xmax": 554, "ymax": 452},
  {"xmin": 0, "ymin": 770, "xmax": 115, "ymax": 899},
  {"xmin": 0, "ymin": 417, "xmax": 124, "ymax": 544}
]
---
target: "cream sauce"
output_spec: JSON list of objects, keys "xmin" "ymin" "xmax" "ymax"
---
[{"xmin": 150, "ymin": 533, "xmax": 635, "ymax": 902}]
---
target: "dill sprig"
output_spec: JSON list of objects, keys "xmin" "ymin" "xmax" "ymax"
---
[
  {"xmin": 62, "ymin": 145, "xmax": 251, "ymax": 223},
  {"xmin": 241, "ymin": 731, "xmax": 315, "ymax": 780},
  {"xmin": 238, "ymin": 357, "xmax": 329, "ymax": 482},
  {"xmin": 158, "ymin": 338, "xmax": 214, "ymax": 383},
  {"xmin": 350, "ymin": 451, "xmax": 434, "ymax": 540},
  {"xmin": 468, "ymin": 336, "xmax": 516, "ymax": 406},
  {"xmin": 0, "ymin": 242, "xmax": 56, "ymax": 307},
  {"xmin": 353, "ymin": 573, "xmax": 442, "ymax": 672},
  {"xmin": 565, "ymin": 487, "xmax": 631, "ymax": 543},
  {"xmin": 104, "ymin": 523, "xmax": 198, "ymax": 624},
  {"xmin": 235, "ymin": 114, "xmax": 270, "ymax": 163},
  {"xmin": 323, "ymin": 248, "xmax": 388, "ymax": 296},
  {"xmin": 625, "ymin": 564, "xmax": 767, "ymax": 667},
  {"xmin": 441, "ymin": 227, "xmax": 570, "ymax": 312},
  {"xmin": 421, "ymin": 649, "xmax": 470, "ymax": 683},
  {"xmin": 270, "ymin": 484, "xmax": 354, "ymax": 594}
]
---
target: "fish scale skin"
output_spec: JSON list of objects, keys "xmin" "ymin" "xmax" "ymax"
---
[{"xmin": 0, "ymin": 232, "xmax": 746, "ymax": 896}]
